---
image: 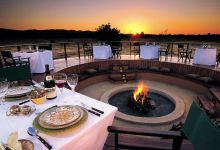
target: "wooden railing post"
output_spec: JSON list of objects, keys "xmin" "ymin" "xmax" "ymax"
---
[
  {"xmin": 63, "ymin": 43, "xmax": 67, "ymax": 61},
  {"xmin": 129, "ymin": 41, "xmax": 132, "ymax": 56},
  {"xmin": 77, "ymin": 42, "xmax": 80, "ymax": 59},
  {"xmin": 17, "ymin": 46, "xmax": 21, "ymax": 51},
  {"xmin": 187, "ymin": 43, "xmax": 189, "ymax": 51},
  {"xmin": 171, "ymin": 42, "xmax": 174, "ymax": 58}
]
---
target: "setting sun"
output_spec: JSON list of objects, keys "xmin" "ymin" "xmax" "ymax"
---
[{"xmin": 124, "ymin": 23, "xmax": 147, "ymax": 34}]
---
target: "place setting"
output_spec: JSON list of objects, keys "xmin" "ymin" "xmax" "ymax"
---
[
  {"xmin": 4, "ymin": 86, "xmax": 33, "ymax": 102},
  {"xmin": 32, "ymin": 104, "xmax": 88, "ymax": 136}
]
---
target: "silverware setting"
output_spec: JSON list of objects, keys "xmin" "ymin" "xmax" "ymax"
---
[
  {"xmin": 77, "ymin": 102, "xmax": 104, "ymax": 117},
  {"xmin": 81, "ymin": 102, "xmax": 104, "ymax": 114},
  {"xmin": 27, "ymin": 127, "xmax": 52, "ymax": 150}
]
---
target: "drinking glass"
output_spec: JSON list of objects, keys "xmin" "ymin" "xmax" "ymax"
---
[
  {"xmin": 0, "ymin": 78, "xmax": 9, "ymax": 109},
  {"xmin": 67, "ymin": 74, "xmax": 78, "ymax": 95},
  {"xmin": 53, "ymin": 73, "xmax": 67, "ymax": 96}
]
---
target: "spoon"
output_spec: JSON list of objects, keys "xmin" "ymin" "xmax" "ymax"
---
[{"xmin": 27, "ymin": 127, "xmax": 52, "ymax": 150}]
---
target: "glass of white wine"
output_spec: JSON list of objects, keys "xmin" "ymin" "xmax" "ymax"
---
[{"xmin": 67, "ymin": 74, "xmax": 78, "ymax": 95}]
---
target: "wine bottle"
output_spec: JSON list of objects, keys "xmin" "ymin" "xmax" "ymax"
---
[{"xmin": 44, "ymin": 64, "xmax": 57, "ymax": 100}]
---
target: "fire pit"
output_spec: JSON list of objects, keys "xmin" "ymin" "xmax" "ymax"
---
[
  {"xmin": 100, "ymin": 83, "xmax": 185, "ymax": 124},
  {"xmin": 128, "ymin": 82, "xmax": 156, "ymax": 114}
]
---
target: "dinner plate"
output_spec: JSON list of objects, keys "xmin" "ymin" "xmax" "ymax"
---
[
  {"xmin": 38, "ymin": 105, "xmax": 82, "ymax": 129},
  {"xmin": 33, "ymin": 107, "xmax": 88, "ymax": 136},
  {"xmin": 38, "ymin": 106, "xmax": 84, "ymax": 129},
  {"xmin": 5, "ymin": 86, "xmax": 33, "ymax": 98}
]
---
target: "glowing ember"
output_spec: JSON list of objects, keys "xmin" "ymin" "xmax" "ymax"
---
[
  {"xmin": 129, "ymin": 81, "xmax": 155, "ymax": 114},
  {"xmin": 133, "ymin": 81, "xmax": 148, "ymax": 103}
]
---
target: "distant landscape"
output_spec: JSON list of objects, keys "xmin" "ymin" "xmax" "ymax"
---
[{"xmin": 0, "ymin": 28, "xmax": 220, "ymax": 45}]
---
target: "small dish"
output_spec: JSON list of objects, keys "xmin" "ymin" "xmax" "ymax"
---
[
  {"xmin": 19, "ymin": 139, "xmax": 34, "ymax": 150},
  {"xmin": 6, "ymin": 105, "xmax": 36, "ymax": 116}
]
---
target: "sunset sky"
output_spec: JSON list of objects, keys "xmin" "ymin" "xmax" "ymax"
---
[{"xmin": 0, "ymin": 0, "xmax": 220, "ymax": 34}]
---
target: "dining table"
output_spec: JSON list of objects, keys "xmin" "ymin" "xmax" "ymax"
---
[
  {"xmin": 140, "ymin": 45, "xmax": 160, "ymax": 59},
  {"xmin": 193, "ymin": 48, "xmax": 217, "ymax": 66},
  {"xmin": 13, "ymin": 50, "xmax": 54, "ymax": 73},
  {"xmin": 93, "ymin": 45, "xmax": 112, "ymax": 59},
  {"xmin": 0, "ymin": 88, "xmax": 117, "ymax": 150}
]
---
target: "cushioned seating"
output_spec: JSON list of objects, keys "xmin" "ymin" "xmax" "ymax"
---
[
  {"xmin": 197, "ymin": 77, "xmax": 214, "ymax": 84},
  {"xmin": 138, "ymin": 66, "xmax": 148, "ymax": 71},
  {"xmin": 98, "ymin": 68, "xmax": 109, "ymax": 73},
  {"xmin": 84, "ymin": 68, "xmax": 98, "ymax": 75},
  {"xmin": 185, "ymin": 73, "xmax": 200, "ymax": 79},
  {"xmin": 149, "ymin": 66, "xmax": 159, "ymax": 72},
  {"xmin": 160, "ymin": 67, "xmax": 172, "ymax": 73}
]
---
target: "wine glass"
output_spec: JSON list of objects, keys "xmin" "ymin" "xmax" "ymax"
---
[
  {"xmin": 67, "ymin": 74, "xmax": 78, "ymax": 95},
  {"xmin": 53, "ymin": 73, "xmax": 67, "ymax": 97},
  {"xmin": 0, "ymin": 78, "xmax": 9, "ymax": 112}
]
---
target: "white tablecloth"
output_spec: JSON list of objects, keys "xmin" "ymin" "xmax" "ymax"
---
[
  {"xmin": 13, "ymin": 50, "xmax": 54, "ymax": 73},
  {"xmin": 0, "ymin": 88, "xmax": 117, "ymax": 150},
  {"xmin": 93, "ymin": 45, "xmax": 112, "ymax": 59},
  {"xmin": 140, "ymin": 45, "xmax": 160, "ymax": 59},
  {"xmin": 193, "ymin": 48, "xmax": 217, "ymax": 66}
]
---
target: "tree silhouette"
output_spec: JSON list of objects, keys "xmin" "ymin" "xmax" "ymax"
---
[{"xmin": 96, "ymin": 23, "xmax": 121, "ymax": 41}]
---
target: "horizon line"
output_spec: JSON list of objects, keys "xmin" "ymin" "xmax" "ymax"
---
[{"xmin": 0, "ymin": 28, "xmax": 219, "ymax": 36}]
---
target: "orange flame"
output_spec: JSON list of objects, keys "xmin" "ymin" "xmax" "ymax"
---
[{"xmin": 133, "ymin": 81, "xmax": 148, "ymax": 103}]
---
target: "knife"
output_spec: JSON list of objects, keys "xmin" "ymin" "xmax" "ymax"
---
[{"xmin": 19, "ymin": 100, "xmax": 30, "ymax": 105}]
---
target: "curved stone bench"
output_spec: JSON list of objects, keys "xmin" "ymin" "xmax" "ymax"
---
[{"xmin": 58, "ymin": 60, "xmax": 220, "ymax": 89}]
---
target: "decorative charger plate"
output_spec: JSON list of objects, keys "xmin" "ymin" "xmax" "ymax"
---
[
  {"xmin": 5, "ymin": 86, "xmax": 33, "ymax": 98},
  {"xmin": 5, "ymin": 95, "xmax": 28, "ymax": 101},
  {"xmin": 33, "ymin": 106, "xmax": 88, "ymax": 136},
  {"xmin": 38, "ymin": 106, "xmax": 84, "ymax": 129}
]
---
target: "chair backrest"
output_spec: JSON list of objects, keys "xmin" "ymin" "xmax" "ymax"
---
[
  {"xmin": 177, "ymin": 44, "xmax": 184, "ymax": 49},
  {"xmin": 182, "ymin": 102, "xmax": 220, "ymax": 150},
  {"xmin": 0, "ymin": 64, "xmax": 32, "ymax": 84},
  {"xmin": 108, "ymin": 42, "xmax": 122, "ymax": 50},
  {"xmin": 0, "ymin": 50, "xmax": 14, "ymax": 66},
  {"xmin": 217, "ymin": 52, "xmax": 220, "ymax": 60}
]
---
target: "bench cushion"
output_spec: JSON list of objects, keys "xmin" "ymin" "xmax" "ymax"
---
[
  {"xmin": 84, "ymin": 69, "xmax": 98, "ymax": 75},
  {"xmin": 198, "ymin": 76, "xmax": 214, "ymax": 84},
  {"xmin": 185, "ymin": 74, "xmax": 200, "ymax": 79},
  {"xmin": 160, "ymin": 67, "xmax": 172, "ymax": 73},
  {"xmin": 149, "ymin": 66, "xmax": 159, "ymax": 72}
]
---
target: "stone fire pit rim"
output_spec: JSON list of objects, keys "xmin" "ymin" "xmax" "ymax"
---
[{"xmin": 100, "ymin": 83, "xmax": 185, "ymax": 124}]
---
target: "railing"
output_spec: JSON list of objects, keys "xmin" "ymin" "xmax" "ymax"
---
[{"xmin": 0, "ymin": 41, "xmax": 220, "ymax": 62}]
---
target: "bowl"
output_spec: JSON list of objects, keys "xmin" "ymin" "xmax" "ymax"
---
[
  {"xmin": 29, "ymin": 89, "xmax": 46, "ymax": 105},
  {"xmin": 31, "ymin": 96, "xmax": 46, "ymax": 104}
]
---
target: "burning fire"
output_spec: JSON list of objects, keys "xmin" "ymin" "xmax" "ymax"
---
[{"xmin": 133, "ymin": 81, "xmax": 149, "ymax": 103}]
